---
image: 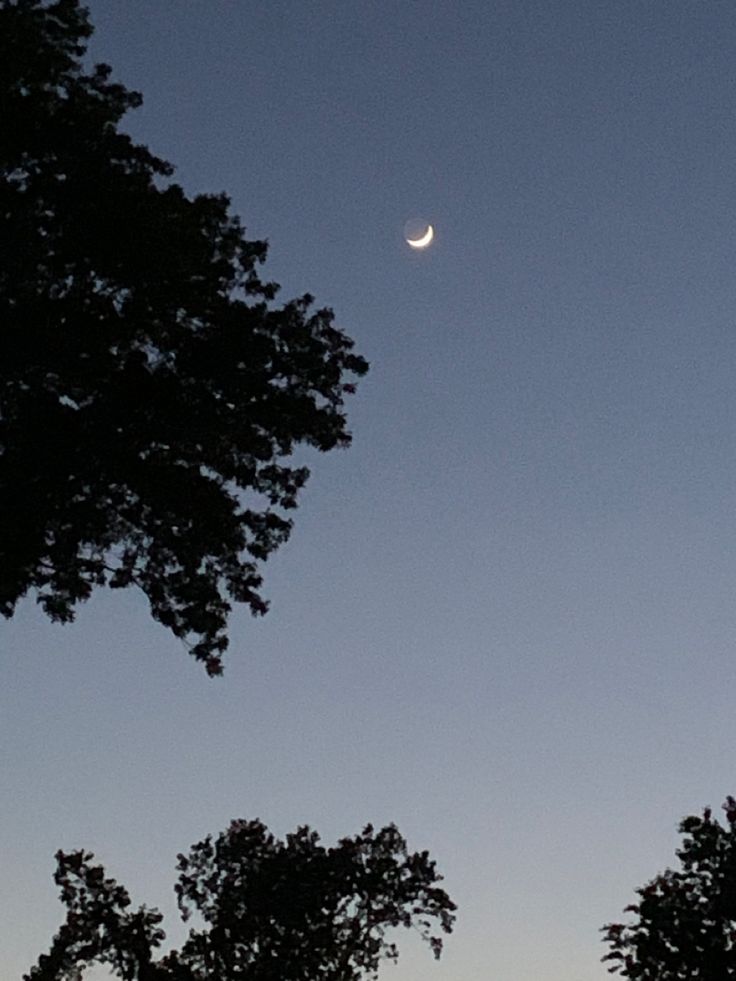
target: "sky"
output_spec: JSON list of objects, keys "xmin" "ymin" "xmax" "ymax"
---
[{"xmin": 4, "ymin": 1, "xmax": 736, "ymax": 978}]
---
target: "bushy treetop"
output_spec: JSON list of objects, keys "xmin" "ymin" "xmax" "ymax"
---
[
  {"xmin": 26, "ymin": 820, "xmax": 456, "ymax": 981},
  {"xmin": 603, "ymin": 796, "xmax": 736, "ymax": 979}
]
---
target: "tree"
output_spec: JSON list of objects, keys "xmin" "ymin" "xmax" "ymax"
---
[
  {"xmin": 0, "ymin": 0, "xmax": 368, "ymax": 674},
  {"xmin": 602, "ymin": 796, "xmax": 736, "ymax": 978},
  {"xmin": 26, "ymin": 819, "xmax": 456, "ymax": 981}
]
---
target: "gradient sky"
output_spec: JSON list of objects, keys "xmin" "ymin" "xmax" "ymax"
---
[{"xmin": 5, "ymin": 1, "xmax": 736, "ymax": 978}]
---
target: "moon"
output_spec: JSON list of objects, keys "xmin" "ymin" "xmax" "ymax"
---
[{"xmin": 405, "ymin": 223, "xmax": 434, "ymax": 249}]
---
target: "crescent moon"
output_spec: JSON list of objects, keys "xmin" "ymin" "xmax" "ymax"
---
[{"xmin": 406, "ymin": 224, "xmax": 434, "ymax": 249}]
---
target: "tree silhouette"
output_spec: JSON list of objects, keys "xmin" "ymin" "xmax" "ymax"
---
[
  {"xmin": 0, "ymin": 0, "xmax": 368, "ymax": 674},
  {"xmin": 602, "ymin": 796, "xmax": 736, "ymax": 978},
  {"xmin": 26, "ymin": 820, "xmax": 456, "ymax": 981}
]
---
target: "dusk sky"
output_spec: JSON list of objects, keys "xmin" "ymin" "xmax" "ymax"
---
[{"xmin": 6, "ymin": 2, "xmax": 736, "ymax": 979}]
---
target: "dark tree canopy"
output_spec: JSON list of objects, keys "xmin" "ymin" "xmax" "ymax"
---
[
  {"xmin": 602, "ymin": 796, "xmax": 736, "ymax": 979},
  {"xmin": 0, "ymin": 0, "xmax": 368, "ymax": 673},
  {"xmin": 26, "ymin": 819, "xmax": 456, "ymax": 981}
]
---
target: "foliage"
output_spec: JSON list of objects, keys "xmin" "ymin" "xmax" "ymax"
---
[
  {"xmin": 26, "ymin": 820, "xmax": 456, "ymax": 981},
  {"xmin": 0, "ymin": 0, "xmax": 368, "ymax": 674},
  {"xmin": 602, "ymin": 796, "xmax": 736, "ymax": 978}
]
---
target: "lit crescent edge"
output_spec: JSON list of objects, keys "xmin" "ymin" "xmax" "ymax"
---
[{"xmin": 406, "ymin": 224, "xmax": 434, "ymax": 249}]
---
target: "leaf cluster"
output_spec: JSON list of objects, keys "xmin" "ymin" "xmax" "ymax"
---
[
  {"xmin": 602, "ymin": 797, "xmax": 736, "ymax": 979},
  {"xmin": 26, "ymin": 821, "xmax": 456, "ymax": 981},
  {"xmin": 0, "ymin": 0, "xmax": 368, "ymax": 673}
]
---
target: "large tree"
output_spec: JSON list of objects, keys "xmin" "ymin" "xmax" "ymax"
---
[
  {"xmin": 0, "ymin": 0, "xmax": 368, "ymax": 674},
  {"xmin": 602, "ymin": 796, "xmax": 736, "ymax": 978},
  {"xmin": 26, "ymin": 819, "xmax": 456, "ymax": 981}
]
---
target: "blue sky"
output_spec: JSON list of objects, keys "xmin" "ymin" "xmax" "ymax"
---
[{"xmin": 5, "ymin": 1, "xmax": 736, "ymax": 978}]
